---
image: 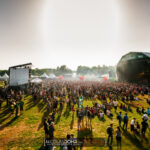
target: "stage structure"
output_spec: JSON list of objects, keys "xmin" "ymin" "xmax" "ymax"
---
[
  {"xmin": 117, "ymin": 52, "xmax": 150, "ymax": 83},
  {"xmin": 9, "ymin": 63, "xmax": 32, "ymax": 87}
]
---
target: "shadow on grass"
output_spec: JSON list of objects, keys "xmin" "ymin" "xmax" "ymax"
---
[
  {"xmin": 0, "ymin": 108, "xmax": 11, "ymax": 118},
  {"xmin": 0, "ymin": 116, "xmax": 18, "ymax": 131},
  {"xmin": 98, "ymin": 117, "xmax": 106, "ymax": 122},
  {"xmin": 77, "ymin": 127, "xmax": 93, "ymax": 138},
  {"xmin": 37, "ymin": 109, "xmax": 49, "ymax": 131},
  {"xmin": 121, "ymin": 101, "xmax": 139, "ymax": 109},
  {"xmin": 55, "ymin": 112, "xmax": 62, "ymax": 125},
  {"xmin": 0, "ymin": 113, "xmax": 12, "ymax": 124},
  {"xmin": 77, "ymin": 127, "xmax": 93, "ymax": 149},
  {"xmin": 70, "ymin": 112, "xmax": 75, "ymax": 129},
  {"xmin": 63, "ymin": 106, "xmax": 71, "ymax": 118},
  {"xmin": 41, "ymin": 106, "xmax": 47, "ymax": 113},
  {"xmin": 122, "ymin": 129, "xmax": 147, "ymax": 150},
  {"xmin": 25, "ymin": 97, "xmax": 41, "ymax": 111},
  {"xmin": 37, "ymin": 100, "xmax": 46, "ymax": 112}
]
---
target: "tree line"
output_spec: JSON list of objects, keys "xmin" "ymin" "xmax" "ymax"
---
[{"xmin": 0, "ymin": 65, "xmax": 116, "ymax": 77}]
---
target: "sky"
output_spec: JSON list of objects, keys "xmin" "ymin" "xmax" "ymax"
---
[{"xmin": 0, "ymin": 0, "xmax": 150, "ymax": 70}]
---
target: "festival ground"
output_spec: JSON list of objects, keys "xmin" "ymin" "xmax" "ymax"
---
[{"xmin": 0, "ymin": 95, "xmax": 150, "ymax": 150}]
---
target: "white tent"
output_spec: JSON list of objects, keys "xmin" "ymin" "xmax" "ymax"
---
[
  {"xmin": 49, "ymin": 73, "xmax": 56, "ymax": 79},
  {"xmin": 31, "ymin": 78, "xmax": 42, "ymax": 83},
  {"xmin": 31, "ymin": 75, "xmax": 39, "ymax": 79},
  {"xmin": 1, "ymin": 73, "xmax": 9, "ymax": 80},
  {"xmin": 40, "ymin": 73, "xmax": 49, "ymax": 78}
]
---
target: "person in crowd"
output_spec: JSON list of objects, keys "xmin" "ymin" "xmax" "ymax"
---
[
  {"xmin": 48, "ymin": 115, "xmax": 52, "ymax": 125},
  {"xmin": 141, "ymin": 107, "xmax": 145, "ymax": 114},
  {"xmin": 123, "ymin": 113, "xmax": 128, "ymax": 130},
  {"xmin": 117, "ymin": 112, "xmax": 122, "ymax": 127},
  {"xmin": 142, "ymin": 113, "xmax": 148, "ymax": 121},
  {"xmin": 106, "ymin": 109, "xmax": 113, "ymax": 119},
  {"xmin": 10, "ymin": 100, "xmax": 15, "ymax": 115},
  {"xmin": 120, "ymin": 104, "xmax": 122, "ymax": 109},
  {"xmin": 135, "ymin": 96, "xmax": 139, "ymax": 101},
  {"xmin": 141, "ymin": 118, "xmax": 149, "ymax": 139},
  {"xmin": 107, "ymin": 123, "xmax": 114, "ymax": 146},
  {"xmin": 99, "ymin": 111, "xmax": 104, "ymax": 120},
  {"xmin": 44, "ymin": 118, "xmax": 49, "ymax": 138},
  {"xmin": 136, "ymin": 107, "xmax": 141, "ymax": 114},
  {"xmin": 131, "ymin": 118, "xmax": 136, "ymax": 132},
  {"xmin": 19, "ymin": 99, "xmax": 24, "ymax": 113},
  {"xmin": 49, "ymin": 122, "xmax": 55, "ymax": 139},
  {"xmin": 134, "ymin": 121, "xmax": 140, "ymax": 135},
  {"xmin": 78, "ymin": 111, "xmax": 82, "ymax": 130},
  {"xmin": 146, "ymin": 108, "xmax": 150, "ymax": 116},
  {"xmin": 66, "ymin": 134, "xmax": 72, "ymax": 150},
  {"xmin": 70, "ymin": 134, "xmax": 76, "ymax": 150},
  {"xmin": 113, "ymin": 100, "xmax": 118, "ymax": 113},
  {"xmin": 15, "ymin": 102, "xmax": 19, "ymax": 117},
  {"xmin": 116, "ymin": 126, "xmax": 121, "ymax": 149},
  {"xmin": 87, "ymin": 109, "xmax": 92, "ymax": 128},
  {"xmin": 51, "ymin": 111, "xmax": 55, "ymax": 121}
]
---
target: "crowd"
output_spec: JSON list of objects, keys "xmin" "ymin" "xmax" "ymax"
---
[{"xmin": 0, "ymin": 80, "xmax": 150, "ymax": 149}]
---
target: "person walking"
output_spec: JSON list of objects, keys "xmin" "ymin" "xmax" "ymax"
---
[
  {"xmin": 19, "ymin": 99, "xmax": 24, "ymax": 113},
  {"xmin": 44, "ymin": 118, "xmax": 49, "ymax": 138},
  {"xmin": 141, "ymin": 118, "xmax": 149, "ymax": 139},
  {"xmin": 15, "ymin": 102, "xmax": 19, "ymax": 117},
  {"xmin": 107, "ymin": 123, "xmax": 114, "ymax": 146},
  {"xmin": 116, "ymin": 126, "xmax": 121, "ymax": 149},
  {"xmin": 123, "ymin": 113, "xmax": 128, "ymax": 130},
  {"xmin": 49, "ymin": 122, "xmax": 55, "ymax": 139},
  {"xmin": 131, "ymin": 118, "xmax": 136, "ymax": 132},
  {"xmin": 113, "ymin": 100, "xmax": 118, "ymax": 113},
  {"xmin": 117, "ymin": 112, "xmax": 122, "ymax": 127}
]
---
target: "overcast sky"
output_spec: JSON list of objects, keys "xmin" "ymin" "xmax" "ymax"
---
[{"xmin": 0, "ymin": 0, "xmax": 150, "ymax": 70}]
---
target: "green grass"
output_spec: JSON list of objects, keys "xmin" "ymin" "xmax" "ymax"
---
[{"xmin": 0, "ymin": 94, "xmax": 150, "ymax": 149}]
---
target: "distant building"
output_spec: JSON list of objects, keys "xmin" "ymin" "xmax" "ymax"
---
[{"xmin": 117, "ymin": 52, "xmax": 150, "ymax": 83}]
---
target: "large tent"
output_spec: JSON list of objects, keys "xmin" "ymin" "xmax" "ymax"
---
[
  {"xmin": 40, "ymin": 73, "xmax": 49, "ymax": 79},
  {"xmin": 31, "ymin": 78, "xmax": 42, "ymax": 83},
  {"xmin": 117, "ymin": 52, "xmax": 150, "ymax": 83},
  {"xmin": 49, "ymin": 73, "xmax": 56, "ymax": 79},
  {"xmin": 0, "ymin": 73, "xmax": 9, "ymax": 81}
]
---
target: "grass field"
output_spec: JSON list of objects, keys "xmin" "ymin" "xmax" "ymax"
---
[{"xmin": 0, "ymin": 95, "xmax": 150, "ymax": 150}]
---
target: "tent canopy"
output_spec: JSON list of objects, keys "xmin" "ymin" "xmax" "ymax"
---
[
  {"xmin": 0, "ymin": 73, "xmax": 9, "ymax": 80},
  {"xmin": 2, "ymin": 73, "xmax": 9, "ymax": 79},
  {"xmin": 41, "ymin": 73, "xmax": 49, "ymax": 78},
  {"xmin": 49, "ymin": 73, "xmax": 56, "ymax": 79},
  {"xmin": 31, "ymin": 78, "xmax": 42, "ymax": 83}
]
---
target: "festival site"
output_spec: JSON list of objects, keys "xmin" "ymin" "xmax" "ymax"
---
[
  {"xmin": 1, "ymin": 0, "xmax": 150, "ymax": 149},
  {"xmin": 1, "ymin": 53, "xmax": 150, "ymax": 150}
]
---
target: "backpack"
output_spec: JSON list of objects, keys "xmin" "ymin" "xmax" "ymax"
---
[
  {"xmin": 117, "ymin": 115, "xmax": 120, "ymax": 120},
  {"xmin": 124, "ymin": 116, "xmax": 128, "ymax": 122},
  {"xmin": 107, "ymin": 127, "xmax": 111, "ymax": 134}
]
